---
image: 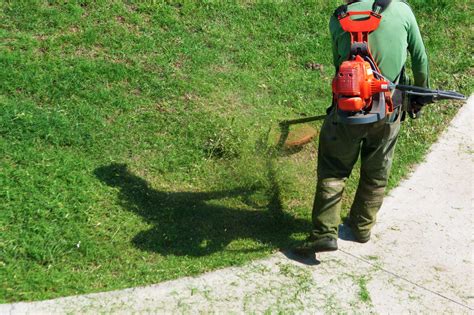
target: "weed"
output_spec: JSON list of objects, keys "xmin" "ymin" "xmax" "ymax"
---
[{"xmin": 358, "ymin": 276, "xmax": 372, "ymax": 303}]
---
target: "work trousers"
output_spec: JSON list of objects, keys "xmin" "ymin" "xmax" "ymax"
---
[{"xmin": 311, "ymin": 108, "xmax": 401, "ymax": 240}]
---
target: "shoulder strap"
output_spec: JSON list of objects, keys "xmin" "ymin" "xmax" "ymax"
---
[
  {"xmin": 372, "ymin": 0, "xmax": 392, "ymax": 13},
  {"xmin": 334, "ymin": 0, "xmax": 392, "ymax": 17},
  {"xmin": 333, "ymin": 4, "xmax": 348, "ymax": 18},
  {"xmin": 333, "ymin": 1, "xmax": 359, "ymax": 18}
]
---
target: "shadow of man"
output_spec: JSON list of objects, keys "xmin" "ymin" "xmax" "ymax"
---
[{"xmin": 94, "ymin": 163, "xmax": 309, "ymax": 257}]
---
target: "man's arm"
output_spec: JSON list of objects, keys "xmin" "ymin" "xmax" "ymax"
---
[
  {"xmin": 329, "ymin": 15, "xmax": 341, "ymax": 73},
  {"xmin": 406, "ymin": 8, "xmax": 430, "ymax": 88}
]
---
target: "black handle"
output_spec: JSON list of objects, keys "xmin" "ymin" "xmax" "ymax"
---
[{"xmin": 395, "ymin": 85, "xmax": 466, "ymax": 102}]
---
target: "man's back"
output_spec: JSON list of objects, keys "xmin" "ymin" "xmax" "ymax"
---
[{"xmin": 330, "ymin": 0, "xmax": 429, "ymax": 87}]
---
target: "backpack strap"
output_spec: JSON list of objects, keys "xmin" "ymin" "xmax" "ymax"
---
[
  {"xmin": 333, "ymin": 1, "xmax": 359, "ymax": 18},
  {"xmin": 372, "ymin": 0, "xmax": 392, "ymax": 14},
  {"xmin": 334, "ymin": 0, "xmax": 392, "ymax": 18},
  {"xmin": 333, "ymin": 4, "xmax": 348, "ymax": 18}
]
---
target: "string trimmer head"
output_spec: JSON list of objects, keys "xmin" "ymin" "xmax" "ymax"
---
[{"xmin": 277, "ymin": 114, "xmax": 325, "ymax": 152}]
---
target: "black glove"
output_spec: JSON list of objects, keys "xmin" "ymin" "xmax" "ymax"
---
[{"xmin": 408, "ymin": 95, "xmax": 434, "ymax": 119}]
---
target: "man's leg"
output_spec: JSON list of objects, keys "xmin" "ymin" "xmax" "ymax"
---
[
  {"xmin": 349, "ymin": 117, "xmax": 401, "ymax": 240},
  {"xmin": 294, "ymin": 119, "xmax": 360, "ymax": 255},
  {"xmin": 311, "ymin": 177, "xmax": 347, "ymax": 240},
  {"xmin": 310, "ymin": 112, "xmax": 363, "ymax": 241}
]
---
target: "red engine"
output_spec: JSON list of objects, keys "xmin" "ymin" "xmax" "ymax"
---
[{"xmin": 332, "ymin": 55, "xmax": 391, "ymax": 112}]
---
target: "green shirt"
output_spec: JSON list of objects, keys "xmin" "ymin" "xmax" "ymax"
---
[{"xmin": 330, "ymin": 0, "xmax": 429, "ymax": 87}]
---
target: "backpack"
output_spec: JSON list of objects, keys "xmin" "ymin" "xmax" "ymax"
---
[{"xmin": 332, "ymin": 0, "xmax": 394, "ymax": 124}]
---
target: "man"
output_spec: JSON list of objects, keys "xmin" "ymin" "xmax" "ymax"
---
[{"xmin": 295, "ymin": 0, "xmax": 429, "ymax": 255}]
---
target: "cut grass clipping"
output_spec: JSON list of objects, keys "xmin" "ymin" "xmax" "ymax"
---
[{"xmin": 1, "ymin": 0, "xmax": 472, "ymax": 303}]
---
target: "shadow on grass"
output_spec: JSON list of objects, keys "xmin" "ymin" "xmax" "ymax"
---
[{"xmin": 94, "ymin": 162, "xmax": 310, "ymax": 257}]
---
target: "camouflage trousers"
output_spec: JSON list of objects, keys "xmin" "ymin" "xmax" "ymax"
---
[{"xmin": 311, "ymin": 107, "xmax": 401, "ymax": 240}]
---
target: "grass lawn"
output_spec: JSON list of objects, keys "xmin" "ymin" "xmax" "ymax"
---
[{"xmin": 1, "ymin": 0, "xmax": 472, "ymax": 302}]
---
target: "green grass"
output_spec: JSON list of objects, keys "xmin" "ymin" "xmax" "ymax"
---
[
  {"xmin": 1, "ymin": 0, "xmax": 472, "ymax": 303},
  {"xmin": 357, "ymin": 276, "xmax": 371, "ymax": 303}
]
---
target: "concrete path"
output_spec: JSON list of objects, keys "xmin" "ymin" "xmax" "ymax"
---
[{"xmin": 2, "ymin": 97, "xmax": 473, "ymax": 314}]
